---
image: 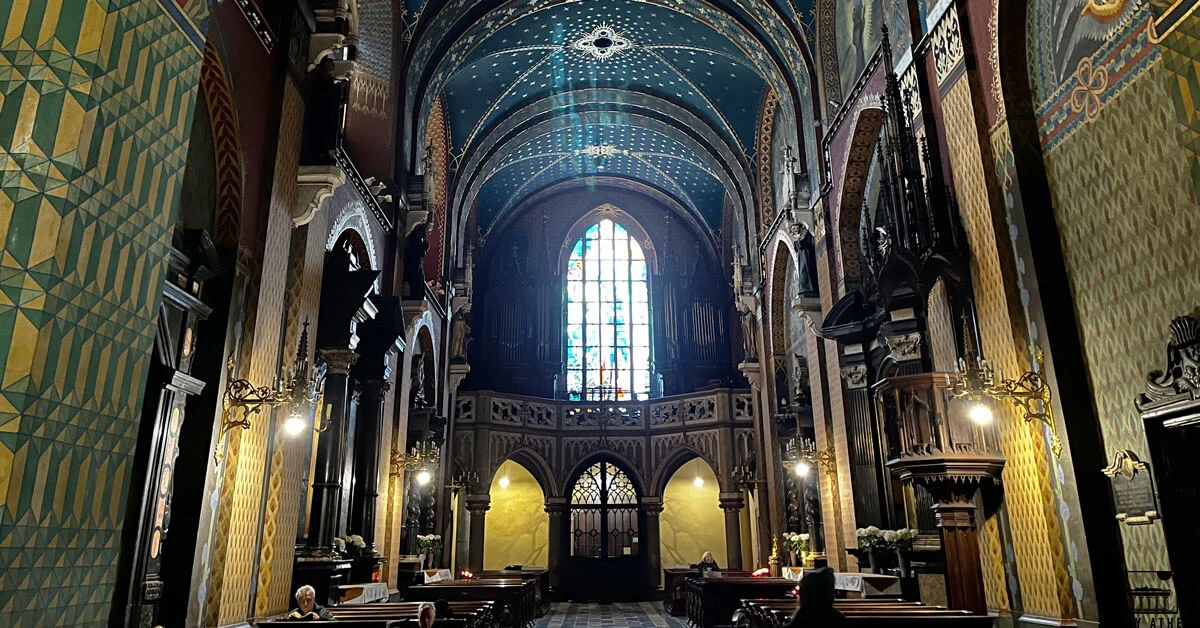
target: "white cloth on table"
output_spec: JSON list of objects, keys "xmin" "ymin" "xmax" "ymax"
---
[
  {"xmin": 834, "ymin": 573, "xmax": 901, "ymax": 597},
  {"xmin": 423, "ymin": 568, "xmax": 452, "ymax": 583},
  {"xmin": 337, "ymin": 582, "xmax": 389, "ymax": 604}
]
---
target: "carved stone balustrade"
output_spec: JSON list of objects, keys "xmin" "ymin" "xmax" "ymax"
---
[{"xmin": 874, "ymin": 373, "xmax": 1003, "ymax": 615}]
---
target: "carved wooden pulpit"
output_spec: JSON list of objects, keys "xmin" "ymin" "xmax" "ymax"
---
[{"xmin": 875, "ymin": 372, "xmax": 1004, "ymax": 614}]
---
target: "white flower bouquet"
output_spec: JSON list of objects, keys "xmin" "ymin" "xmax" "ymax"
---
[
  {"xmin": 885, "ymin": 528, "xmax": 919, "ymax": 552},
  {"xmin": 416, "ymin": 534, "xmax": 443, "ymax": 554},
  {"xmin": 855, "ymin": 526, "xmax": 885, "ymax": 551},
  {"xmin": 337, "ymin": 533, "xmax": 368, "ymax": 558},
  {"xmin": 781, "ymin": 532, "xmax": 811, "ymax": 555}
]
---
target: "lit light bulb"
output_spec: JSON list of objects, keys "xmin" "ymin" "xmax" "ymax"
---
[
  {"xmin": 284, "ymin": 416, "xmax": 306, "ymax": 436},
  {"xmin": 416, "ymin": 470, "xmax": 432, "ymax": 486},
  {"xmin": 795, "ymin": 461, "xmax": 812, "ymax": 478},
  {"xmin": 969, "ymin": 403, "xmax": 994, "ymax": 425},
  {"xmin": 499, "ymin": 475, "xmax": 510, "ymax": 489},
  {"xmin": 693, "ymin": 475, "xmax": 704, "ymax": 488}
]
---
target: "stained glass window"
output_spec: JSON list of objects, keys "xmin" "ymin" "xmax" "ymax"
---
[{"xmin": 565, "ymin": 219, "xmax": 651, "ymax": 401}]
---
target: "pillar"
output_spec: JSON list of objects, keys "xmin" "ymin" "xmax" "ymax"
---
[
  {"xmin": 466, "ymin": 494, "xmax": 490, "ymax": 571},
  {"xmin": 719, "ymin": 493, "xmax": 744, "ymax": 570},
  {"xmin": 545, "ymin": 498, "xmax": 569, "ymax": 592},
  {"xmin": 930, "ymin": 484, "xmax": 986, "ymax": 614},
  {"xmin": 294, "ymin": 348, "xmax": 357, "ymax": 603},
  {"xmin": 350, "ymin": 379, "xmax": 389, "ymax": 550},
  {"xmin": 306, "ymin": 349, "xmax": 358, "ymax": 552},
  {"xmin": 642, "ymin": 497, "xmax": 664, "ymax": 590}
]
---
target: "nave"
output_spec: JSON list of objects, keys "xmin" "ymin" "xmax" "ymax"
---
[
  {"xmin": 536, "ymin": 603, "xmax": 687, "ymax": 628},
  {"xmin": 4, "ymin": 0, "xmax": 1200, "ymax": 626}
]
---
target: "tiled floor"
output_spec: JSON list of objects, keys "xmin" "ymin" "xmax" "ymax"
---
[{"xmin": 538, "ymin": 602, "xmax": 689, "ymax": 628}]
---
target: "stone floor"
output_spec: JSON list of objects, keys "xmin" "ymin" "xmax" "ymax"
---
[{"xmin": 537, "ymin": 602, "xmax": 689, "ymax": 628}]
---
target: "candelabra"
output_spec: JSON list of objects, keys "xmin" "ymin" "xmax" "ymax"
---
[
  {"xmin": 445, "ymin": 467, "xmax": 478, "ymax": 496},
  {"xmin": 216, "ymin": 322, "xmax": 325, "ymax": 461},
  {"xmin": 950, "ymin": 346, "xmax": 1062, "ymax": 457},
  {"xmin": 390, "ymin": 439, "xmax": 441, "ymax": 478},
  {"xmin": 784, "ymin": 437, "xmax": 835, "ymax": 478},
  {"xmin": 732, "ymin": 461, "xmax": 759, "ymax": 491}
]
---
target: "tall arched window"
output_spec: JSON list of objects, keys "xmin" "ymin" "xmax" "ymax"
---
[{"xmin": 565, "ymin": 219, "xmax": 651, "ymax": 401}]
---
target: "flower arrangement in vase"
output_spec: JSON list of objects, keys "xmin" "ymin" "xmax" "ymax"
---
[
  {"xmin": 855, "ymin": 526, "xmax": 886, "ymax": 573},
  {"xmin": 883, "ymin": 528, "xmax": 919, "ymax": 577},
  {"xmin": 335, "ymin": 534, "xmax": 367, "ymax": 559},
  {"xmin": 416, "ymin": 534, "xmax": 443, "ymax": 569},
  {"xmin": 781, "ymin": 532, "xmax": 811, "ymax": 566}
]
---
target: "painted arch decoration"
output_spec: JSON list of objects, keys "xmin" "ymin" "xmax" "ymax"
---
[{"xmin": 402, "ymin": 0, "xmax": 823, "ymax": 268}]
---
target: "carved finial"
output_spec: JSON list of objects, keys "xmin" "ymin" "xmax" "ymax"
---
[{"xmin": 1169, "ymin": 316, "xmax": 1200, "ymax": 346}]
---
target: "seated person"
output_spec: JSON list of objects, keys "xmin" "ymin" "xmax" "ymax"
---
[
  {"xmin": 782, "ymin": 568, "xmax": 844, "ymax": 628},
  {"xmin": 694, "ymin": 551, "xmax": 720, "ymax": 575},
  {"xmin": 287, "ymin": 584, "xmax": 335, "ymax": 620},
  {"xmin": 435, "ymin": 599, "xmax": 455, "ymax": 619},
  {"xmin": 419, "ymin": 601, "xmax": 437, "ymax": 628}
]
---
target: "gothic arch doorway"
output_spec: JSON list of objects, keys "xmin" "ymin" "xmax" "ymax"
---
[{"xmin": 564, "ymin": 458, "xmax": 646, "ymax": 601}]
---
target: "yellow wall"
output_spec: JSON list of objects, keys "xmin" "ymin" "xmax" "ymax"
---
[
  {"xmin": 660, "ymin": 459, "xmax": 726, "ymax": 569},
  {"xmin": 484, "ymin": 460, "xmax": 549, "ymax": 569}
]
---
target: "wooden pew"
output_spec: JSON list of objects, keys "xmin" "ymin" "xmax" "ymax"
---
[
  {"xmin": 664, "ymin": 569, "xmax": 752, "ymax": 616},
  {"xmin": 685, "ymin": 577, "xmax": 797, "ymax": 628},
  {"xmin": 738, "ymin": 597, "xmax": 993, "ymax": 628},
  {"xmin": 406, "ymin": 579, "xmax": 535, "ymax": 628},
  {"xmin": 476, "ymin": 569, "xmax": 550, "ymax": 616},
  {"xmin": 254, "ymin": 601, "xmax": 497, "ymax": 628}
]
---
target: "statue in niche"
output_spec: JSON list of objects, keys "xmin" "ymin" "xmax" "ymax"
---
[
  {"xmin": 404, "ymin": 222, "xmax": 430, "ymax": 299},
  {"xmin": 301, "ymin": 57, "xmax": 346, "ymax": 165},
  {"xmin": 797, "ymin": 233, "xmax": 818, "ymax": 298},
  {"xmin": 738, "ymin": 306, "xmax": 758, "ymax": 363},
  {"xmin": 450, "ymin": 312, "xmax": 471, "ymax": 362},
  {"xmin": 410, "ymin": 359, "xmax": 430, "ymax": 408}
]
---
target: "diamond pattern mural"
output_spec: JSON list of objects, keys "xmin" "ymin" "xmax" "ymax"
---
[{"xmin": 0, "ymin": 0, "xmax": 206, "ymax": 624}]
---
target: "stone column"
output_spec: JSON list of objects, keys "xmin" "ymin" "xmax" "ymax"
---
[
  {"xmin": 350, "ymin": 379, "xmax": 389, "ymax": 549},
  {"xmin": 465, "ymin": 494, "xmax": 490, "ymax": 571},
  {"xmin": 306, "ymin": 349, "xmax": 358, "ymax": 552},
  {"xmin": 641, "ymin": 497, "xmax": 664, "ymax": 590},
  {"xmin": 293, "ymin": 348, "xmax": 357, "ymax": 603},
  {"xmin": 719, "ymin": 493, "xmax": 745, "ymax": 570},
  {"xmin": 545, "ymin": 498, "xmax": 569, "ymax": 592}
]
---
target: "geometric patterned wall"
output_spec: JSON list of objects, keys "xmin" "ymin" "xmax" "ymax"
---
[
  {"xmin": 1040, "ymin": 58, "xmax": 1191, "ymax": 576},
  {"xmin": 0, "ymin": 0, "xmax": 205, "ymax": 625}
]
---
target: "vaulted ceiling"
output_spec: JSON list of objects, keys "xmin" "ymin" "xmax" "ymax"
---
[{"xmin": 401, "ymin": 0, "xmax": 819, "ymax": 256}]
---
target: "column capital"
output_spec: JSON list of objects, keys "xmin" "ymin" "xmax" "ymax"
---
[
  {"xmin": 718, "ymin": 492, "xmax": 746, "ymax": 512},
  {"xmin": 640, "ymin": 496, "xmax": 664, "ymax": 514},
  {"xmin": 321, "ymin": 348, "xmax": 359, "ymax": 374},
  {"xmin": 545, "ymin": 498, "xmax": 569, "ymax": 516},
  {"xmin": 465, "ymin": 494, "xmax": 491, "ymax": 514}
]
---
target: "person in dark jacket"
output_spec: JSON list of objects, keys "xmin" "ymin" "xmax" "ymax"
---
[
  {"xmin": 287, "ymin": 585, "xmax": 335, "ymax": 620},
  {"xmin": 783, "ymin": 568, "xmax": 844, "ymax": 627},
  {"xmin": 695, "ymin": 551, "xmax": 721, "ymax": 575}
]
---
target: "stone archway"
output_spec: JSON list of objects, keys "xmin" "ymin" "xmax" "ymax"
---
[{"xmin": 834, "ymin": 108, "xmax": 884, "ymax": 294}]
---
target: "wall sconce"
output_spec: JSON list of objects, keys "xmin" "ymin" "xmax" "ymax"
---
[
  {"xmin": 216, "ymin": 323, "xmax": 325, "ymax": 461},
  {"xmin": 951, "ymin": 346, "xmax": 1062, "ymax": 457},
  {"xmin": 390, "ymin": 439, "xmax": 441, "ymax": 478},
  {"xmin": 784, "ymin": 437, "xmax": 836, "ymax": 478}
]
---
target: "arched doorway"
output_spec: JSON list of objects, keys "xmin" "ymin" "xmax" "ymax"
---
[
  {"xmin": 660, "ymin": 456, "xmax": 724, "ymax": 569},
  {"xmin": 484, "ymin": 460, "xmax": 549, "ymax": 570},
  {"xmin": 565, "ymin": 458, "xmax": 645, "ymax": 601}
]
